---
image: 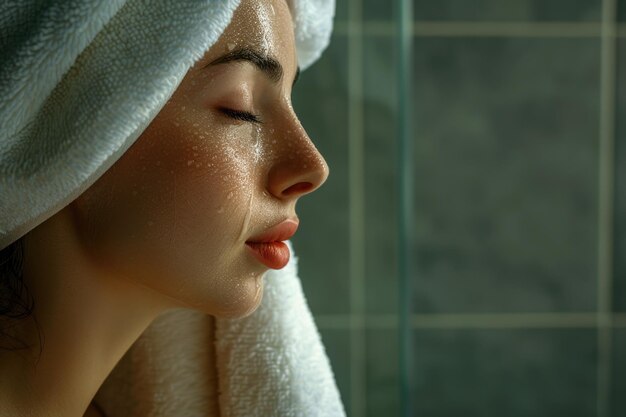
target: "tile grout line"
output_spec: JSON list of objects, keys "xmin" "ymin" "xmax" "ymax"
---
[
  {"xmin": 347, "ymin": 1, "xmax": 366, "ymax": 417},
  {"xmin": 334, "ymin": 20, "xmax": 626, "ymax": 38},
  {"xmin": 396, "ymin": 0, "xmax": 414, "ymax": 415},
  {"xmin": 315, "ymin": 313, "xmax": 626, "ymax": 329},
  {"xmin": 597, "ymin": 0, "xmax": 617, "ymax": 416},
  {"xmin": 412, "ymin": 21, "xmax": 601, "ymax": 37}
]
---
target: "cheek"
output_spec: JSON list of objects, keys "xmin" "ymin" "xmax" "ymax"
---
[
  {"xmin": 72, "ymin": 104, "xmax": 259, "ymax": 271},
  {"xmin": 153, "ymin": 109, "xmax": 261, "ymax": 245},
  {"xmin": 71, "ymin": 98, "xmax": 268, "ymax": 317}
]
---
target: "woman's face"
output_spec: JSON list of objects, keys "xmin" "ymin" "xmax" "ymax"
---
[{"xmin": 70, "ymin": 0, "xmax": 328, "ymax": 317}]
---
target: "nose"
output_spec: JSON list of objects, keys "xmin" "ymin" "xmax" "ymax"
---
[{"xmin": 266, "ymin": 120, "xmax": 329, "ymax": 200}]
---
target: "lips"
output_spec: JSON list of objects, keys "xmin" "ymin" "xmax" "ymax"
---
[{"xmin": 245, "ymin": 219, "xmax": 298, "ymax": 269}]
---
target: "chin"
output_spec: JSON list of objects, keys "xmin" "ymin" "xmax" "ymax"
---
[{"xmin": 206, "ymin": 275, "xmax": 265, "ymax": 319}]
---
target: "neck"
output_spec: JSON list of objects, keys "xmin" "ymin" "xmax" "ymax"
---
[{"xmin": 0, "ymin": 208, "xmax": 176, "ymax": 417}]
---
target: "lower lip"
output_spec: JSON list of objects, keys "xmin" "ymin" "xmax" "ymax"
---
[{"xmin": 245, "ymin": 241, "xmax": 290, "ymax": 269}]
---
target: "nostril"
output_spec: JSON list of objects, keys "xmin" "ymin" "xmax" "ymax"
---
[{"xmin": 282, "ymin": 182, "xmax": 313, "ymax": 196}]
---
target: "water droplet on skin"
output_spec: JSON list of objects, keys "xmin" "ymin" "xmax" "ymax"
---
[
  {"xmin": 173, "ymin": 122, "xmax": 180, "ymax": 127},
  {"xmin": 227, "ymin": 191, "xmax": 234, "ymax": 200},
  {"xmin": 252, "ymin": 126, "xmax": 263, "ymax": 162},
  {"xmin": 187, "ymin": 160, "xmax": 194, "ymax": 166},
  {"xmin": 227, "ymin": 42, "xmax": 236, "ymax": 51}
]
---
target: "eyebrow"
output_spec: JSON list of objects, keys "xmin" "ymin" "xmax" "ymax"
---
[{"xmin": 204, "ymin": 47, "xmax": 300, "ymax": 87}]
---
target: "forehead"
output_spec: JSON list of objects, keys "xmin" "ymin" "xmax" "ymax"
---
[{"xmin": 196, "ymin": 0, "xmax": 296, "ymax": 73}]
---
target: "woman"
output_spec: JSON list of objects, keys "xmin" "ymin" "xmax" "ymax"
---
[{"xmin": 0, "ymin": 0, "xmax": 338, "ymax": 416}]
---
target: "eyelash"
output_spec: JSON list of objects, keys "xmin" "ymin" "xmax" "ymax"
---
[{"xmin": 218, "ymin": 107, "xmax": 262, "ymax": 124}]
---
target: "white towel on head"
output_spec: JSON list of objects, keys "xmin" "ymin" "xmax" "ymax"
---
[
  {"xmin": 0, "ymin": 0, "xmax": 344, "ymax": 416},
  {"xmin": 290, "ymin": 0, "xmax": 335, "ymax": 69},
  {"xmin": 0, "ymin": 0, "xmax": 335, "ymax": 250}
]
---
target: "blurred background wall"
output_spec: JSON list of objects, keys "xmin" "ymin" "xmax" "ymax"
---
[{"xmin": 290, "ymin": 0, "xmax": 625, "ymax": 416}]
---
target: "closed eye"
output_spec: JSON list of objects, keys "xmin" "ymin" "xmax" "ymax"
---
[{"xmin": 218, "ymin": 107, "xmax": 262, "ymax": 124}]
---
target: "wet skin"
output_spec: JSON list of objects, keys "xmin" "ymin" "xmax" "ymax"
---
[
  {"xmin": 71, "ymin": 0, "xmax": 329, "ymax": 318},
  {"xmin": 0, "ymin": 1, "xmax": 328, "ymax": 416}
]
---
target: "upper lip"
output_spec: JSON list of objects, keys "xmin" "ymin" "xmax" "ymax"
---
[{"xmin": 246, "ymin": 218, "xmax": 299, "ymax": 243}]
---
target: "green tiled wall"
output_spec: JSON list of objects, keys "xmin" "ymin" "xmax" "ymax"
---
[
  {"xmin": 618, "ymin": 0, "xmax": 626, "ymax": 20},
  {"xmin": 366, "ymin": 328, "xmax": 400, "ymax": 416},
  {"xmin": 611, "ymin": 329, "xmax": 626, "ymax": 414},
  {"xmin": 615, "ymin": 40, "xmax": 626, "ymax": 311},
  {"xmin": 412, "ymin": 37, "xmax": 600, "ymax": 314},
  {"xmin": 363, "ymin": 34, "xmax": 399, "ymax": 315},
  {"xmin": 413, "ymin": 0, "xmax": 602, "ymax": 21},
  {"xmin": 291, "ymin": 0, "xmax": 624, "ymax": 416},
  {"xmin": 363, "ymin": 1, "xmax": 394, "ymax": 21},
  {"xmin": 414, "ymin": 329, "xmax": 598, "ymax": 416}
]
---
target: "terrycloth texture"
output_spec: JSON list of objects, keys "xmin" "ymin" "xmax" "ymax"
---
[
  {"xmin": 95, "ymin": 241, "xmax": 346, "ymax": 417},
  {"xmin": 0, "ymin": 0, "xmax": 335, "ymax": 250},
  {"xmin": 290, "ymin": 0, "xmax": 335, "ymax": 70}
]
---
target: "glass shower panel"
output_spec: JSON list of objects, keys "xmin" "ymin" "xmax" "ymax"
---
[{"xmin": 295, "ymin": 0, "xmax": 621, "ymax": 416}]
